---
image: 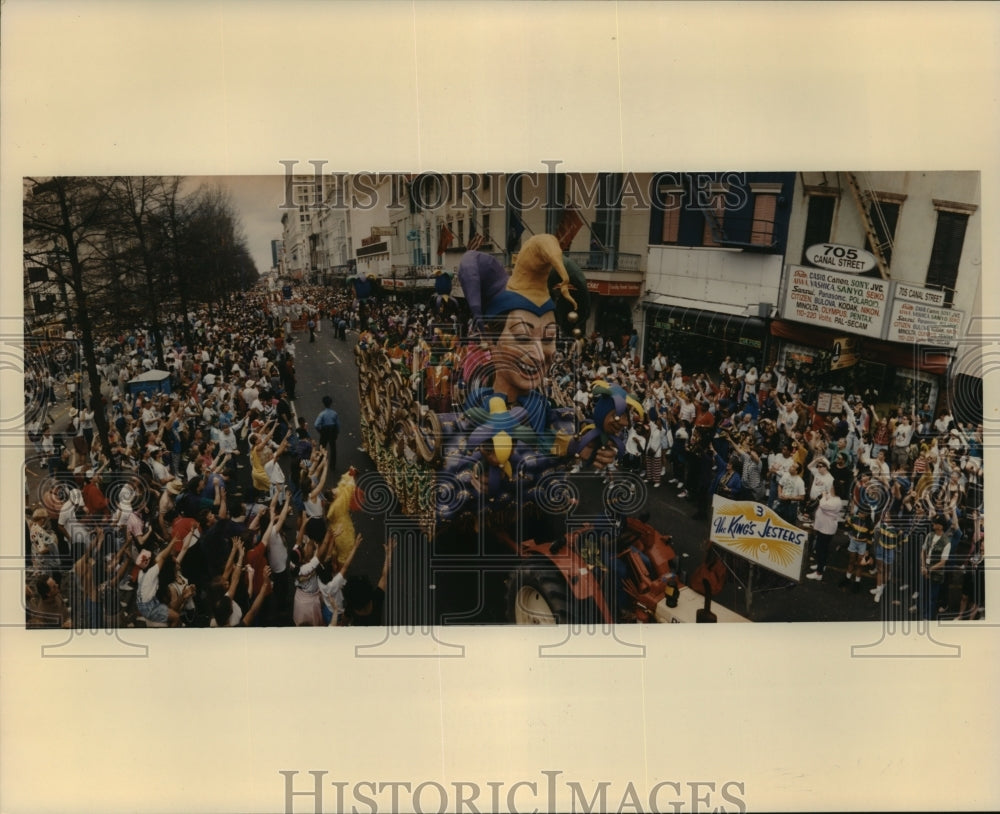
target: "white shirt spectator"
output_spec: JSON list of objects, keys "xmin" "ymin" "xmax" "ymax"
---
[
  {"xmin": 149, "ymin": 455, "xmax": 172, "ymax": 485},
  {"xmin": 778, "ymin": 470, "xmax": 805, "ymax": 501},
  {"xmin": 242, "ymin": 383, "xmax": 259, "ymax": 408},
  {"xmin": 813, "ymin": 493, "xmax": 845, "ymax": 536},
  {"xmin": 213, "ymin": 425, "xmax": 239, "ymax": 455},
  {"xmin": 769, "ymin": 451, "xmax": 794, "ymax": 480},
  {"xmin": 141, "ymin": 405, "xmax": 160, "ymax": 433},
  {"xmin": 778, "ymin": 403, "xmax": 799, "ymax": 435},
  {"xmin": 775, "ymin": 370, "xmax": 788, "ymax": 395},
  {"xmin": 319, "ymin": 571, "xmax": 347, "ymax": 621},
  {"xmin": 894, "ymin": 420, "xmax": 914, "ymax": 449},
  {"xmin": 869, "ymin": 456, "xmax": 890, "ymax": 483},
  {"xmin": 807, "ymin": 459, "xmax": 835, "ymax": 499},
  {"xmin": 625, "ymin": 427, "xmax": 645, "ymax": 457},
  {"xmin": 679, "ymin": 399, "xmax": 696, "ymax": 424},
  {"xmin": 137, "ymin": 563, "xmax": 161, "ymax": 605}
]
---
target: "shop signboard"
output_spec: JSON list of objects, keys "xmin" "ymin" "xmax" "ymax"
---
[
  {"xmin": 786, "ymin": 351, "xmax": 815, "ymax": 365},
  {"xmin": 887, "ymin": 283, "xmax": 964, "ymax": 346},
  {"xmin": 710, "ymin": 496, "xmax": 808, "ymax": 581},
  {"xmin": 829, "ymin": 335, "xmax": 859, "ymax": 370},
  {"xmin": 586, "ymin": 280, "xmax": 642, "ymax": 297},
  {"xmin": 829, "ymin": 390, "xmax": 845, "ymax": 416},
  {"xmin": 784, "ymin": 265, "xmax": 888, "ymax": 338},
  {"xmin": 805, "ymin": 242, "xmax": 878, "ymax": 274}
]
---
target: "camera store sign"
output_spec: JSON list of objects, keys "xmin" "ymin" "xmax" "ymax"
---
[
  {"xmin": 784, "ymin": 265, "xmax": 888, "ymax": 338},
  {"xmin": 887, "ymin": 283, "xmax": 964, "ymax": 347}
]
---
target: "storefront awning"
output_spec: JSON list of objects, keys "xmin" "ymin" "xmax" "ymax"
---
[
  {"xmin": 644, "ymin": 295, "xmax": 770, "ymax": 319},
  {"xmin": 770, "ymin": 319, "xmax": 950, "ymax": 375},
  {"xmin": 646, "ymin": 302, "xmax": 767, "ymax": 348}
]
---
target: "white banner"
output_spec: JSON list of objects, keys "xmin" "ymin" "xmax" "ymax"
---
[{"xmin": 710, "ymin": 495, "xmax": 808, "ymax": 581}]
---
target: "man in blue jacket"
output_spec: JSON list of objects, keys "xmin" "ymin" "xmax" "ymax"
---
[{"xmin": 314, "ymin": 395, "xmax": 340, "ymax": 472}]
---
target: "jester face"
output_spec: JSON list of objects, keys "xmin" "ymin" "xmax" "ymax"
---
[{"xmin": 490, "ymin": 309, "xmax": 557, "ymax": 400}]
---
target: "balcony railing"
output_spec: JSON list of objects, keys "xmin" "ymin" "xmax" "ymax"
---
[
  {"xmin": 564, "ymin": 250, "xmax": 641, "ymax": 272},
  {"xmin": 382, "ymin": 266, "xmax": 440, "ymax": 293}
]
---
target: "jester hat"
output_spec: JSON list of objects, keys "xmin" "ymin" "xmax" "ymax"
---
[
  {"xmin": 458, "ymin": 234, "xmax": 584, "ymax": 330},
  {"xmin": 591, "ymin": 380, "xmax": 645, "ymax": 429},
  {"xmin": 573, "ymin": 380, "xmax": 645, "ymax": 459}
]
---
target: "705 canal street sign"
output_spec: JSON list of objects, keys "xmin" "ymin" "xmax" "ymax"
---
[{"xmin": 805, "ymin": 243, "xmax": 877, "ymax": 274}]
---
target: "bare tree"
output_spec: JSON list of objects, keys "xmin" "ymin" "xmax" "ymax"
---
[{"xmin": 23, "ymin": 177, "xmax": 120, "ymax": 454}]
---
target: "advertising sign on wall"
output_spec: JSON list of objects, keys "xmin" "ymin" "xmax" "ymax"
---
[
  {"xmin": 586, "ymin": 280, "xmax": 643, "ymax": 297},
  {"xmin": 887, "ymin": 284, "xmax": 964, "ymax": 346},
  {"xmin": 783, "ymin": 265, "xmax": 888, "ymax": 338},
  {"xmin": 710, "ymin": 496, "xmax": 808, "ymax": 581},
  {"xmin": 829, "ymin": 335, "xmax": 859, "ymax": 370}
]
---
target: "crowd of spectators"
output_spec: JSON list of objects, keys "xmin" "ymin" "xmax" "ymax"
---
[
  {"xmin": 25, "ymin": 290, "xmax": 390, "ymax": 629},
  {"xmin": 25, "ymin": 279, "xmax": 986, "ymax": 626}
]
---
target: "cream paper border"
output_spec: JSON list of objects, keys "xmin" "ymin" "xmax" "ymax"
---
[{"xmin": 2, "ymin": 2, "xmax": 998, "ymax": 812}]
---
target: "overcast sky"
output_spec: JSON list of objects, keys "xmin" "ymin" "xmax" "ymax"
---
[{"xmin": 182, "ymin": 175, "xmax": 287, "ymax": 275}]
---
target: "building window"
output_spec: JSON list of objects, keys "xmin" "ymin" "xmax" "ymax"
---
[
  {"xmin": 482, "ymin": 213, "xmax": 491, "ymax": 242},
  {"xmin": 801, "ymin": 194, "xmax": 837, "ymax": 263},
  {"xmin": 926, "ymin": 209, "xmax": 970, "ymax": 307},
  {"xmin": 865, "ymin": 199, "xmax": 900, "ymax": 268},
  {"xmin": 659, "ymin": 188, "xmax": 682, "ymax": 244},
  {"xmin": 701, "ymin": 189, "xmax": 726, "ymax": 247},
  {"xmin": 457, "ymin": 218, "xmax": 465, "ymax": 246},
  {"xmin": 750, "ymin": 193, "xmax": 777, "ymax": 246}
]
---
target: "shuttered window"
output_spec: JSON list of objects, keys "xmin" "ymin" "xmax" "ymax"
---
[
  {"xmin": 801, "ymin": 195, "xmax": 836, "ymax": 263},
  {"xmin": 701, "ymin": 192, "xmax": 726, "ymax": 247},
  {"xmin": 660, "ymin": 190, "xmax": 682, "ymax": 244},
  {"xmin": 865, "ymin": 200, "xmax": 899, "ymax": 268},
  {"xmin": 926, "ymin": 210, "xmax": 968, "ymax": 307},
  {"xmin": 750, "ymin": 194, "xmax": 777, "ymax": 246}
]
